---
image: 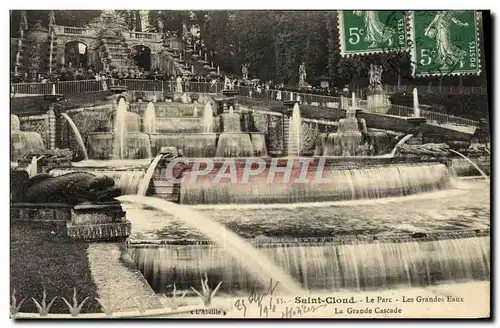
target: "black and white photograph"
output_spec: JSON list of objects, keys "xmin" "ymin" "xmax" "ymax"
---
[{"xmin": 8, "ymin": 9, "xmax": 491, "ymax": 319}]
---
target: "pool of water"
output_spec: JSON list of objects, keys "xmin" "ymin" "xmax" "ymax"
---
[
  {"xmin": 127, "ymin": 179, "xmax": 490, "ymax": 241},
  {"xmin": 126, "ymin": 179, "xmax": 490, "ymax": 294}
]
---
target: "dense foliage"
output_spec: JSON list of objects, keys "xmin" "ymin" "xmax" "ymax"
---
[{"xmin": 10, "ymin": 10, "xmax": 488, "ymax": 89}]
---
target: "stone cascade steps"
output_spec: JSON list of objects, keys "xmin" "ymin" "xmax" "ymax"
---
[
  {"xmin": 101, "ymin": 38, "xmax": 131, "ymax": 74},
  {"xmin": 151, "ymin": 179, "xmax": 178, "ymax": 202}
]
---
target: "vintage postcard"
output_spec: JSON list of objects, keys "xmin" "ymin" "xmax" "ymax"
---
[{"xmin": 9, "ymin": 9, "xmax": 491, "ymax": 319}]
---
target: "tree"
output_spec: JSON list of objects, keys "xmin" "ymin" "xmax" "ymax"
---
[
  {"xmin": 10, "ymin": 10, "xmax": 101, "ymax": 37},
  {"xmin": 134, "ymin": 11, "xmax": 142, "ymax": 32},
  {"xmin": 229, "ymin": 11, "xmax": 276, "ymax": 79},
  {"xmin": 147, "ymin": 10, "xmax": 160, "ymax": 32},
  {"xmin": 158, "ymin": 10, "xmax": 191, "ymax": 33},
  {"xmin": 325, "ymin": 11, "xmax": 338, "ymax": 82}
]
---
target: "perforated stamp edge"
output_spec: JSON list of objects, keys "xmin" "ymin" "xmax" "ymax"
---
[{"xmin": 410, "ymin": 10, "xmax": 482, "ymax": 77}]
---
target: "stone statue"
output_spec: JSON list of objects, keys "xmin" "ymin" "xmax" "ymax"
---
[
  {"xmin": 299, "ymin": 62, "xmax": 307, "ymax": 87},
  {"xmin": 48, "ymin": 10, "xmax": 56, "ymax": 26},
  {"xmin": 182, "ymin": 22, "xmax": 189, "ymax": 39},
  {"xmin": 190, "ymin": 25, "xmax": 200, "ymax": 38},
  {"xmin": 158, "ymin": 18, "xmax": 164, "ymax": 34},
  {"xmin": 20, "ymin": 10, "xmax": 28, "ymax": 32},
  {"xmin": 369, "ymin": 64, "xmax": 383, "ymax": 92},
  {"xmin": 369, "ymin": 65, "xmax": 375, "ymax": 86},
  {"xmin": 176, "ymin": 76, "xmax": 183, "ymax": 93},
  {"xmin": 242, "ymin": 64, "xmax": 249, "ymax": 81},
  {"xmin": 224, "ymin": 76, "xmax": 232, "ymax": 90},
  {"xmin": 375, "ymin": 66, "xmax": 383, "ymax": 91}
]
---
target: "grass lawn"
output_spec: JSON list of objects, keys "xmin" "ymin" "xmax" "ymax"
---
[{"xmin": 10, "ymin": 224, "xmax": 102, "ymax": 314}]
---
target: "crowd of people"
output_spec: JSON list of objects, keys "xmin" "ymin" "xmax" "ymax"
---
[{"xmin": 11, "ymin": 65, "xmax": 343, "ymax": 98}]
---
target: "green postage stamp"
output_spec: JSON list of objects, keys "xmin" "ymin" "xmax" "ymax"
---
[
  {"xmin": 338, "ymin": 10, "xmax": 409, "ymax": 56},
  {"xmin": 411, "ymin": 10, "xmax": 481, "ymax": 76}
]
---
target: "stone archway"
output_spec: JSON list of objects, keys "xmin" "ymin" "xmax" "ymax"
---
[
  {"xmin": 64, "ymin": 41, "xmax": 88, "ymax": 69},
  {"xmin": 130, "ymin": 44, "xmax": 151, "ymax": 72}
]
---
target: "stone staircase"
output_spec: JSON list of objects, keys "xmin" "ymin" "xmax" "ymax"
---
[
  {"xmin": 188, "ymin": 47, "xmax": 217, "ymax": 77},
  {"xmin": 165, "ymin": 37, "xmax": 218, "ymax": 78},
  {"xmin": 101, "ymin": 36, "xmax": 134, "ymax": 74}
]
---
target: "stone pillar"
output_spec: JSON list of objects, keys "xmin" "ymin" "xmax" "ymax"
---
[
  {"xmin": 151, "ymin": 52, "xmax": 158, "ymax": 70},
  {"xmin": 407, "ymin": 130, "xmax": 423, "ymax": 145},
  {"xmin": 47, "ymin": 107, "xmax": 56, "ymax": 150},
  {"xmin": 476, "ymin": 118, "xmax": 490, "ymax": 147},
  {"xmin": 283, "ymin": 115, "xmax": 290, "ymax": 156},
  {"xmin": 367, "ymin": 90, "xmax": 391, "ymax": 114},
  {"xmin": 340, "ymin": 92, "xmax": 349, "ymax": 110},
  {"xmin": 407, "ymin": 118, "xmax": 427, "ymax": 145},
  {"xmin": 234, "ymin": 97, "xmax": 240, "ymax": 111},
  {"xmin": 222, "ymin": 90, "xmax": 240, "ymax": 112},
  {"xmin": 282, "ymin": 100, "xmax": 297, "ymax": 156},
  {"xmin": 87, "ymin": 47, "xmax": 97, "ymax": 68},
  {"xmin": 55, "ymin": 109, "xmax": 65, "ymax": 149}
]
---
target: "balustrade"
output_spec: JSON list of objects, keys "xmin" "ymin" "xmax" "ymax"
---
[{"xmin": 10, "ymin": 79, "xmax": 479, "ymax": 129}]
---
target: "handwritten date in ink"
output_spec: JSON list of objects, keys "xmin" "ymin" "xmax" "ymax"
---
[{"xmin": 233, "ymin": 279, "xmax": 280, "ymax": 318}]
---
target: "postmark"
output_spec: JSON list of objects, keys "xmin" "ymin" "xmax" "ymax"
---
[
  {"xmin": 338, "ymin": 10, "xmax": 409, "ymax": 57},
  {"xmin": 410, "ymin": 10, "xmax": 481, "ymax": 76}
]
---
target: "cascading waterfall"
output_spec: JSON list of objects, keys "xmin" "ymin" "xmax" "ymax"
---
[
  {"xmin": 126, "ymin": 133, "xmax": 152, "ymax": 159},
  {"xmin": 180, "ymin": 162, "xmax": 452, "ymax": 205},
  {"xmin": 131, "ymin": 236, "xmax": 489, "ymax": 293},
  {"xmin": 113, "ymin": 98, "xmax": 128, "ymax": 159},
  {"xmin": 449, "ymin": 149, "xmax": 489, "ymax": 180},
  {"xmin": 450, "ymin": 158, "xmax": 490, "ymax": 177},
  {"xmin": 203, "ymin": 102, "xmax": 214, "ymax": 133},
  {"xmin": 11, "ymin": 131, "xmax": 45, "ymax": 161},
  {"xmin": 143, "ymin": 102, "xmax": 157, "ymax": 133},
  {"xmin": 137, "ymin": 154, "xmax": 163, "ymax": 196},
  {"xmin": 288, "ymin": 103, "xmax": 301, "ymax": 157},
  {"xmin": 13, "ymin": 133, "xmax": 45, "ymax": 149},
  {"xmin": 118, "ymin": 195, "xmax": 303, "ymax": 295},
  {"xmin": 93, "ymin": 170, "xmax": 146, "ymax": 195},
  {"xmin": 60, "ymin": 113, "xmax": 89, "ymax": 160},
  {"xmin": 11, "ymin": 114, "xmax": 20, "ymax": 132},
  {"xmin": 337, "ymin": 109, "xmax": 362, "ymax": 156}
]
